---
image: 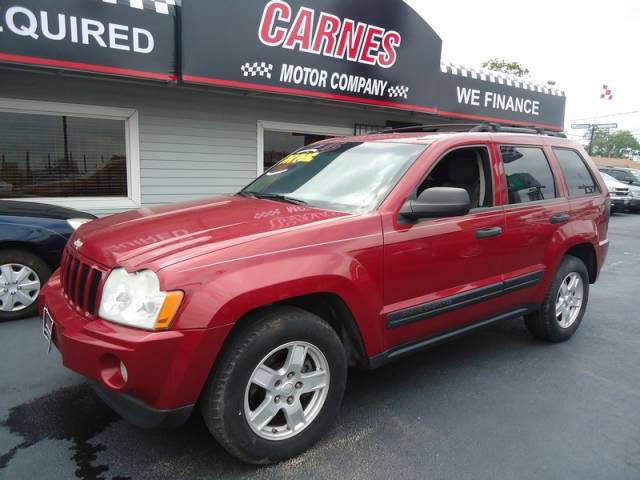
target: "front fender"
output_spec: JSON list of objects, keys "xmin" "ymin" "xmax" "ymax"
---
[{"xmin": 174, "ymin": 250, "xmax": 385, "ymax": 357}]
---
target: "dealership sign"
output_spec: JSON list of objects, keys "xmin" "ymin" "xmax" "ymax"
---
[
  {"xmin": 181, "ymin": 0, "xmax": 443, "ymax": 114},
  {"xmin": 0, "ymin": 0, "xmax": 566, "ymax": 129},
  {"xmin": 0, "ymin": 0, "xmax": 177, "ymax": 80}
]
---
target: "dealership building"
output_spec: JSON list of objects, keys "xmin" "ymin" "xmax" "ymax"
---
[{"xmin": 0, "ymin": 0, "xmax": 566, "ymax": 216}]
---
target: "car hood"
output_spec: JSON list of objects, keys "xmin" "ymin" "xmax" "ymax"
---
[
  {"xmin": 0, "ymin": 200, "xmax": 95, "ymax": 220},
  {"xmin": 71, "ymin": 195, "xmax": 350, "ymax": 269}
]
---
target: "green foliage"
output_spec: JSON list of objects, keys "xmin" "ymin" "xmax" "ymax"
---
[
  {"xmin": 482, "ymin": 58, "xmax": 530, "ymax": 77},
  {"xmin": 590, "ymin": 129, "xmax": 640, "ymax": 158}
]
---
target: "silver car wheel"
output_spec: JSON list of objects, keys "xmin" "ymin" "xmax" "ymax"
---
[
  {"xmin": 555, "ymin": 272, "xmax": 583, "ymax": 329},
  {"xmin": 0, "ymin": 263, "xmax": 41, "ymax": 312},
  {"xmin": 244, "ymin": 341, "xmax": 330, "ymax": 441}
]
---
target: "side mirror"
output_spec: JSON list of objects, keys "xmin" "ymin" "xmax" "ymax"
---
[{"xmin": 400, "ymin": 187, "xmax": 471, "ymax": 220}]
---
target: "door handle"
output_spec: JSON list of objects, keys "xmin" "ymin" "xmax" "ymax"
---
[
  {"xmin": 475, "ymin": 226, "xmax": 503, "ymax": 239},
  {"xmin": 550, "ymin": 213, "xmax": 570, "ymax": 224}
]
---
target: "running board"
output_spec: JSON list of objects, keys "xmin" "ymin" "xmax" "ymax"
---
[{"xmin": 368, "ymin": 307, "xmax": 532, "ymax": 369}]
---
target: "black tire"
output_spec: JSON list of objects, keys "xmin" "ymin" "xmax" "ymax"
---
[
  {"xmin": 200, "ymin": 306, "xmax": 347, "ymax": 464},
  {"xmin": 525, "ymin": 255, "xmax": 589, "ymax": 342},
  {"xmin": 0, "ymin": 249, "xmax": 51, "ymax": 321}
]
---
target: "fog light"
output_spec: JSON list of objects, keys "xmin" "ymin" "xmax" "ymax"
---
[{"xmin": 119, "ymin": 361, "xmax": 129, "ymax": 384}]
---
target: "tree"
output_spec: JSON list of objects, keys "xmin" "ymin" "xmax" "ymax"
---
[
  {"xmin": 482, "ymin": 58, "xmax": 530, "ymax": 77},
  {"xmin": 589, "ymin": 129, "xmax": 640, "ymax": 158}
]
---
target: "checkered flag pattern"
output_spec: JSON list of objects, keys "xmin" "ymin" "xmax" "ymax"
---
[
  {"xmin": 101, "ymin": 0, "xmax": 176, "ymax": 15},
  {"xmin": 388, "ymin": 85, "xmax": 409, "ymax": 99},
  {"xmin": 241, "ymin": 62, "xmax": 274, "ymax": 79},
  {"xmin": 440, "ymin": 62, "xmax": 566, "ymax": 97},
  {"xmin": 600, "ymin": 85, "xmax": 613, "ymax": 100}
]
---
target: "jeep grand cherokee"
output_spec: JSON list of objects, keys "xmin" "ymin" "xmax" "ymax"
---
[{"xmin": 39, "ymin": 124, "xmax": 609, "ymax": 464}]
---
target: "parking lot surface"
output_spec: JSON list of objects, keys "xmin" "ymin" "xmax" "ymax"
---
[{"xmin": 1, "ymin": 213, "xmax": 639, "ymax": 480}]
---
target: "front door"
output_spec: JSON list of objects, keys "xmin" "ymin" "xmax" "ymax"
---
[{"xmin": 382, "ymin": 145, "xmax": 508, "ymax": 348}]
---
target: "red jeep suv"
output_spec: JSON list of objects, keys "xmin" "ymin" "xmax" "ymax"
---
[{"xmin": 40, "ymin": 124, "xmax": 610, "ymax": 464}]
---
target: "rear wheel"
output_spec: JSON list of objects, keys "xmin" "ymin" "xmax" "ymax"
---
[
  {"xmin": 200, "ymin": 306, "xmax": 347, "ymax": 464},
  {"xmin": 525, "ymin": 255, "xmax": 589, "ymax": 342},
  {"xmin": 0, "ymin": 249, "xmax": 51, "ymax": 321}
]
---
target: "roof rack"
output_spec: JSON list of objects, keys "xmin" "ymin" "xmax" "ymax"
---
[{"xmin": 382, "ymin": 122, "xmax": 566, "ymax": 138}]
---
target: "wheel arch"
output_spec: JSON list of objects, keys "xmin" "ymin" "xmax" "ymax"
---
[
  {"xmin": 0, "ymin": 240, "xmax": 60, "ymax": 271},
  {"xmin": 564, "ymin": 242, "xmax": 598, "ymax": 283},
  {"xmin": 226, "ymin": 292, "xmax": 370, "ymax": 369}
]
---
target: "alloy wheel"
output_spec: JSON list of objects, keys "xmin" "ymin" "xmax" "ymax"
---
[
  {"xmin": 555, "ymin": 272, "xmax": 583, "ymax": 329},
  {"xmin": 244, "ymin": 341, "xmax": 330, "ymax": 441}
]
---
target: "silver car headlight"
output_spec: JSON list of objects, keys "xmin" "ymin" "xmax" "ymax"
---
[
  {"xmin": 630, "ymin": 191, "xmax": 640, "ymax": 198},
  {"xmin": 98, "ymin": 268, "xmax": 183, "ymax": 330}
]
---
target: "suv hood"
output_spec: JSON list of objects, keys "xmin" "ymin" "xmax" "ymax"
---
[{"xmin": 72, "ymin": 195, "xmax": 349, "ymax": 269}]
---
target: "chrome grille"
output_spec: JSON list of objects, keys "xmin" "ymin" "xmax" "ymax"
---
[{"xmin": 60, "ymin": 249, "xmax": 103, "ymax": 316}]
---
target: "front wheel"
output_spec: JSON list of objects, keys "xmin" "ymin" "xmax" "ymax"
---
[
  {"xmin": 525, "ymin": 255, "xmax": 589, "ymax": 342},
  {"xmin": 200, "ymin": 306, "xmax": 347, "ymax": 464},
  {"xmin": 0, "ymin": 249, "xmax": 51, "ymax": 321}
]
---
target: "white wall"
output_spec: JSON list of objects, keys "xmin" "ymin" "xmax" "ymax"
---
[{"xmin": 0, "ymin": 69, "xmax": 436, "ymax": 216}]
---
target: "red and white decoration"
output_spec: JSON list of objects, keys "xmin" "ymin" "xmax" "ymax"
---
[{"xmin": 600, "ymin": 85, "xmax": 613, "ymax": 100}]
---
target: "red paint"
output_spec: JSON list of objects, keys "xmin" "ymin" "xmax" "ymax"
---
[
  {"xmin": 40, "ymin": 131, "xmax": 608, "ymax": 413},
  {"xmin": 258, "ymin": 0, "xmax": 292, "ymax": 46},
  {"xmin": 0, "ymin": 53, "xmax": 177, "ymax": 82}
]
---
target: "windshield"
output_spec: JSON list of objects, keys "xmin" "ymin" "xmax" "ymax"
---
[{"xmin": 241, "ymin": 142, "xmax": 427, "ymax": 212}]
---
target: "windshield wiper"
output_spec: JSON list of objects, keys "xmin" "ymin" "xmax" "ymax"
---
[
  {"xmin": 251, "ymin": 193, "xmax": 308, "ymax": 206},
  {"xmin": 236, "ymin": 191, "xmax": 256, "ymax": 198}
]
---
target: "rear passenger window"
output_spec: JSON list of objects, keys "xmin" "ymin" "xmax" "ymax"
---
[
  {"xmin": 553, "ymin": 149, "xmax": 600, "ymax": 197},
  {"xmin": 500, "ymin": 146, "xmax": 557, "ymax": 204}
]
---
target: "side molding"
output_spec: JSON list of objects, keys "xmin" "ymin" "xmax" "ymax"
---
[{"xmin": 386, "ymin": 270, "xmax": 544, "ymax": 329}]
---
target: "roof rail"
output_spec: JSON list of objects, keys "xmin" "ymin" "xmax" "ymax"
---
[{"xmin": 382, "ymin": 122, "xmax": 566, "ymax": 138}]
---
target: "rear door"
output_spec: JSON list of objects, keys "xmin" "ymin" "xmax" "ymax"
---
[{"xmin": 494, "ymin": 140, "xmax": 570, "ymax": 310}]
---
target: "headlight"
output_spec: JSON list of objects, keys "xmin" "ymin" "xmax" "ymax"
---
[
  {"xmin": 67, "ymin": 218, "xmax": 92, "ymax": 230},
  {"xmin": 631, "ymin": 191, "xmax": 640, "ymax": 198},
  {"xmin": 98, "ymin": 268, "xmax": 183, "ymax": 330}
]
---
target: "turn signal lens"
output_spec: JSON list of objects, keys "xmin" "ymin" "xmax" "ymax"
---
[{"xmin": 154, "ymin": 291, "xmax": 184, "ymax": 330}]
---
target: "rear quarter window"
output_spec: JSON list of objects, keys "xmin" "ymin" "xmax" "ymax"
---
[{"xmin": 553, "ymin": 148, "xmax": 600, "ymax": 197}]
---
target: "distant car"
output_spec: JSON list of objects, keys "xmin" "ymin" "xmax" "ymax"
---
[
  {"xmin": 0, "ymin": 201, "xmax": 95, "ymax": 320},
  {"xmin": 600, "ymin": 172, "xmax": 632, "ymax": 213},
  {"xmin": 599, "ymin": 167, "xmax": 640, "ymax": 187},
  {"xmin": 599, "ymin": 170, "xmax": 640, "ymax": 212}
]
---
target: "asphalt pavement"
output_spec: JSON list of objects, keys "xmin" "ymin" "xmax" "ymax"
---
[{"xmin": 1, "ymin": 213, "xmax": 639, "ymax": 480}]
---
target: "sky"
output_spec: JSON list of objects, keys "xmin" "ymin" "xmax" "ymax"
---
[{"xmin": 404, "ymin": 0, "xmax": 639, "ymax": 143}]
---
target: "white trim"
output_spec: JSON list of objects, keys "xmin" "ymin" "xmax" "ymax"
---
[
  {"xmin": 0, "ymin": 97, "xmax": 141, "ymax": 211},
  {"xmin": 256, "ymin": 120, "xmax": 352, "ymax": 175}
]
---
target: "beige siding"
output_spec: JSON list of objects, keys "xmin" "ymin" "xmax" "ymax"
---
[{"xmin": 1, "ymin": 70, "xmax": 437, "ymax": 215}]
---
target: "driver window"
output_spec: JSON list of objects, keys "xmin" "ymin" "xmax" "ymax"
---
[{"xmin": 417, "ymin": 147, "xmax": 493, "ymax": 209}]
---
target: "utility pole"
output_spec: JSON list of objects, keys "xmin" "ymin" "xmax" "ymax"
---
[{"xmin": 571, "ymin": 123, "xmax": 618, "ymax": 155}]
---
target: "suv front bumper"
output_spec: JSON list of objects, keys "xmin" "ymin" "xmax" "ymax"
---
[{"xmin": 39, "ymin": 272, "xmax": 232, "ymax": 428}]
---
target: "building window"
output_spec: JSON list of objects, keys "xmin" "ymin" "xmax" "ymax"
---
[
  {"xmin": 263, "ymin": 131, "xmax": 331, "ymax": 170},
  {"xmin": 257, "ymin": 121, "xmax": 352, "ymax": 176},
  {"xmin": 500, "ymin": 146, "xmax": 557, "ymax": 204},
  {"xmin": 0, "ymin": 98, "xmax": 140, "ymax": 211}
]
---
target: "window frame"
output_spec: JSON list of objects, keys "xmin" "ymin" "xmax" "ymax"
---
[
  {"xmin": 498, "ymin": 144, "xmax": 558, "ymax": 206},
  {"xmin": 407, "ymin": 144, "xmax": 496, "ymax": 212},
  {"xmin": 552, "ymin": 147, "xmax": 601, "ymax": 198},
  {"xmin": 0, "ymin": 97, "xmax": 141, "ymax": 211},
  {"xmin": 256, "ymin": 120, "xmax": 352, "ymax": 176}
]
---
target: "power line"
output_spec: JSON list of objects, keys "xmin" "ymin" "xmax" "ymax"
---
[{"xmin": 570, "ymin": 110, "xmax": 640, "ymax": 122}]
